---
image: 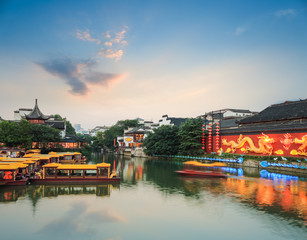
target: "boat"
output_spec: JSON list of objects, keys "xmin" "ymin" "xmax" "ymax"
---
[
  {"xmin": 175, "ymin": 169, "xmax": 227, "ymax": 178},
  {"xmin": 30, "ymin": 162, "xmax": 120, "ymax": 184},
  {"xmin": 0, "ymin": 164, "xmax": 29, "ymax": 186},
  {"xmin": 49, "ymin": 152, "xmax": 87, "ymax": 164},
  {"xmin": 175, "ymin": 161, "xmax": 227, "ymax": 178}
]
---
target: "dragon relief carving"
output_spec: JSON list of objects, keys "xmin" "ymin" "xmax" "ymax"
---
[
  {"xmin": 293, "ymin": 135, "xmax": 307, "ymax": 156},
  {"xmin": 222, "ymin": 133, "xmax": 275, "ymax": 155}
]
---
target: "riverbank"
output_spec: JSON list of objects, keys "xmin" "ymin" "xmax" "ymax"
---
[{"xmin": 148, "ymin": 154, "xmax": 307, "ymax": 176}]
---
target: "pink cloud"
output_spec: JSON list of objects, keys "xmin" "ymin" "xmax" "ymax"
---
[
  {"xmin": 76, "ymin": 29, "xmax": 101, "ymax": 45},
  {"xmin": 98, "ymin": 49, "xmax": 124, "ymax": 61}
]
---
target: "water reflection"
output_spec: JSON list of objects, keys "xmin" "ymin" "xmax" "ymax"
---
[
  {"xmin": 108, "ymin": 155, "xmax": 307, "ymax": 228},
  {"xmin": 0, "ymin": 183, "xmax": 119, "ymax": 203},
  {"xmin": 0, "ymin": 154, "xmax": 306, "ymax": 239}
]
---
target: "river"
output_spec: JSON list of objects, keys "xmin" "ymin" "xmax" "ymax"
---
[{"xmin": 0, "ymin": 154, "xmax": 306, "ymax": 240}]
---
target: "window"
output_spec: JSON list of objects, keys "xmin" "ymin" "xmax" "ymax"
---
[
  {"xmin": 98, "ymin": 168, "xmax": 108, "ymax": 177},
  {"xmin": 57, "ymin": 170, "xmax": 69, "ymax": 177},
  {"xmin": 46, "ymin": 168, "xmax": 56, "ymax": 176},
  {"xmin": 71, "ymin": 170, "xmax": 83, "ymax": 177},
  {"xmin": 84, "ymin": 170, "xmax": 97, "ymax": 177},
  {"xmin": 64, "ymin": 155, "xmax": 72, "ymax": 160}
]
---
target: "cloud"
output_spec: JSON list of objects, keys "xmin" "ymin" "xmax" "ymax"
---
[
  {"xmin": 98, "ymin": 49, "xmax": 124, "ymax": 61},
  {"xmin": 85, "ymin": 71, "xmax": 124, "ymax": 86},
  {"xmin": 75, "ymin": 27, "xmax": 128, "ymax": 61},
  {"xmin": 275, "ymin": 9, "xmax": 296, "ymax": 17},
  {"xmin": 111, "ymin": 29, "xmax": 127, "ymax": 44},
  {"xmin": 36, "ymin": 57, "xmax": 123, "ymax": 95},
  {"xmin": 76, "ymin": 29, "xmax": 101, "ymax": 44},
  {"xmin": 235, "ymin": 27, "xmax": 245, "ymax": 36},
  {"xmin": 104, "ymin": 41, "xmax": 113, "ymax": 46},
  {"xmin": 35, "ymin": 201, "xmax": 125, "ymax": 238}
]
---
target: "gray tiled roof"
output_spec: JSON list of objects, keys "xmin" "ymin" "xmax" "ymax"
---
[
  {"xmin": 25, "ymin": 99, "xmax": 50, "ymax": 120},
  {"xmin": 45, "ymin": 120, "xmax": 65, "ymax": 130},
  {"xmin": 239, "ymin": 99, "xmax": 307, "ymax": 124}
]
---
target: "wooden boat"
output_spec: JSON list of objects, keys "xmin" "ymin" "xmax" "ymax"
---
[
  {"xmin": 30, "ymin": 162, "xmax": 120, "ymax": 184},
  {"xmin": 0, "ymin": 165, "xmax": 29, "ymax": 186},
  {"xmin": 175, "ymin": 161, "xmax": 227, "ymax": 178},
  {"xmin": 175, "ymin": 169, "xmax": 226, "ymax": 178},
  {"xmin": 49, "ymin": 152, "xmax": 86, "ymax": 164}
]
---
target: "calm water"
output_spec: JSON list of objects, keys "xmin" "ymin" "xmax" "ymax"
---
[{"xmin": 0, "ymin": 154, "xmax": 306, "ymax": 240}]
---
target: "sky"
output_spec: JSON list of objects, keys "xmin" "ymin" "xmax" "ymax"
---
[{"xmin": 0, "ymin": 0, "xmax": 306, "ymax": 130}]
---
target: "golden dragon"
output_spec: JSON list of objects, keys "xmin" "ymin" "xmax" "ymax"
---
[{"xmin": 222, "ymin": 133, "xmax": 275, "ymax": 155}]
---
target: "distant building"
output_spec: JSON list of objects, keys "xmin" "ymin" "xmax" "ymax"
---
[
  {"xmin": 74, "ymin": 124, "xmax": 82, "ymax": 133},
  {"xmin": 14, "ymin": 108, "xmax": 33, "ymax": 120},
  {"xmin": 89, "ymin": 126, "xmax": 110, "ymax": 136},
  {"xmin": 158, "ymin": 114, "xmax": 187, "ymax": 127},
  {"xmin": 200, "ymin": 108, "xmax": 257, "ymax": 130},
  {"xmin": 14, "ymin": 99, "xmax": 66, "ymax": 138},
  {"xmin": 206, "ymin": 100, "xmax": 307, "ymax": 158}
]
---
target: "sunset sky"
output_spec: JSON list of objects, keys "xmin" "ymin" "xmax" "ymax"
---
[{"xmin": 0, "ymin": 0, "xmax": 306, "ymax": 129}]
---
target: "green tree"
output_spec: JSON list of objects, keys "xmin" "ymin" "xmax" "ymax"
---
[
  {"xmin": 143, "ymin": 125, "xmax": 180, "ymax": 156},
  {"xmin": 0, "ymin": 120, "xmax": 33, "ymax": 148},
  {"xmin": 178, "ymin": 118, "xmax": 203, "ymax": 156},
  {"xmin": 54, "ymin": 114, "xmax": 76, "ymax": 135},
  {"xmin": 30, "ymin": 124, "xmax": 61, "ymax": 148}
]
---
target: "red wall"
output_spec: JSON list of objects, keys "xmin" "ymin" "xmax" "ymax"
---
[{"xmin": 205, "ymin": 132, "xmax": 307, "ymax": 157}]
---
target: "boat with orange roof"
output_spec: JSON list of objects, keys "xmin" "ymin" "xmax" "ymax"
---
[{"xmin": 30, "ymin": 162, "xmax": 120, "ymax": 184}]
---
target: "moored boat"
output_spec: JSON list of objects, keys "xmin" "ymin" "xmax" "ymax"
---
[
  {"xmin": 175, "ymin": 161, "xmax": 227, "ymax": 178},
  {"xmin": 30, "ymin": 162, "xmax": 120, "ymax": 184},
  {"xmin": 0, "ymin": 165, "xmax": 29, "ymax": 186},
  {"xmin": 175, "ymin": 169, "xmax": 227, "ymax": 178}
]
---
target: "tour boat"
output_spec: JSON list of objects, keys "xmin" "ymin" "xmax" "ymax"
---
[
  {"xmin": 0, "ymin": 165, "xmax": 29, "ymax": 186},
  {"xmin": 175, "ymin": 169, "xmax": 227, "ymax": 178},
  {"xmin": 175, "ymin": 161, "xmax": 227, "ymax": 178},
  {"xmin": 49, "ymin": 152, "xmax": 87, "ymax": 164},
  {"xmin": 30, "ymin": 162, "xmax": 120, "ymax": 184}
]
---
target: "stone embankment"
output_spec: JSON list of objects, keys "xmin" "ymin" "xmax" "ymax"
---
[{"xmin": 227, "ymin": 159, "xmax": 307, "ymax": 175}]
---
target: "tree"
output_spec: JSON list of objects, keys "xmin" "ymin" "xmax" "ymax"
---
[
  {"xmin": 0, "ymin": 120, "xmax": 32, "ymax": 148},
  {"xmin": 143, "ymin": 125, "xmax": 180, "ymax": 156},
  {"xmin": 30, "ymin": 124, "xmax": 61, "ymax": 148},
  {"xmin": 178, "ymin": 118, "xmax": 203, "ymax": 156},
  {"xmin": 54, "ymin": 114, "xmax": 76, "ymax": 135}
]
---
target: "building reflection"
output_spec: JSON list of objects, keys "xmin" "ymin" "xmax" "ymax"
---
[
  {"xmin": 0, "ymin": 186, "xmax": 27, "ymax": 202},
  {"xmin": 181, "ymin": 177, "xmax": 307, "ymax": 226},
  {"xmin": 0, "ymin": 183, "xmax": 120, "ymax": 203}
]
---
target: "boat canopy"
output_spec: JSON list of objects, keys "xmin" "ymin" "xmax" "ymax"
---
[
  {"xmin": 183, "ymin": 161, "xmax": 227, "ymax": 167},
  {"xmin": 43, "ymin": 163, "xmax": 110, "ymax": 170},
  {"xmin": 0, "ymin": 165, "xmax": 20, "ymax": 170},
  {"xmin": 31, "ymin": 154, "xmax": 59, "ymax": 159}
]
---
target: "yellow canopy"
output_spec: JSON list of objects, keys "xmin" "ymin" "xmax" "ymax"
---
[
  {"xmin": 43, "ymin": 163, "xmax": 110, "ymax": 170},
  {"xmin": 183, "ymin": 161, "xmax": 227, "ymax": 167},
  {"xmin": 0, "ymin": 165, "xmax": 20, "ymax": 170},
  {"xmin": 31, "ymin": 154, "xmax": 58, "ymax": 160}
]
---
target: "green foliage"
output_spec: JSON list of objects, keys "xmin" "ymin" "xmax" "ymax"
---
[
  {"xmin": 143, "ymin": 125, "xmax": 180, "ymax": 156},
  {"xmin": 30, "ymin": 124, "xmax": 61, "ymax": 148},
  {"xmin": 0, "ymin": 119, "xmax": 62, "ymax": 149},
  {"xmin": 54, "ymin": 114, "xmax": 76, "ymax": 135},
  {"xmin": 103, "ymin": 119, "xmax": 140, "ymax": 150},
  {"xmin": 178, "ymin": 118, "xmax": 203, "ymax": 156},
  {"xmin": 77, "ymin": 133, "xmax": 92, "ymax": 144},
  {"xmin": 0, "ymin": 119, "xmax": 32, "ymax": 148}
]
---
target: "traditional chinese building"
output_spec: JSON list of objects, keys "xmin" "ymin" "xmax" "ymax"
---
[
  {"xmin": 158, "ymin": 114, "xmax": 187, "ymax": 127},
  {"xmin": 15, "ymin": 99, "xmax": 66, "ymax": 138},
  {"xmin": 206, "ymin": 99, "xmax": 307, "ymax": 157}
]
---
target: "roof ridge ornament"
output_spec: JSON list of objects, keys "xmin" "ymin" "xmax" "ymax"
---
[{"xmin": 25, "ymin": 99, "xmax": 50, "ymax": 120}]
